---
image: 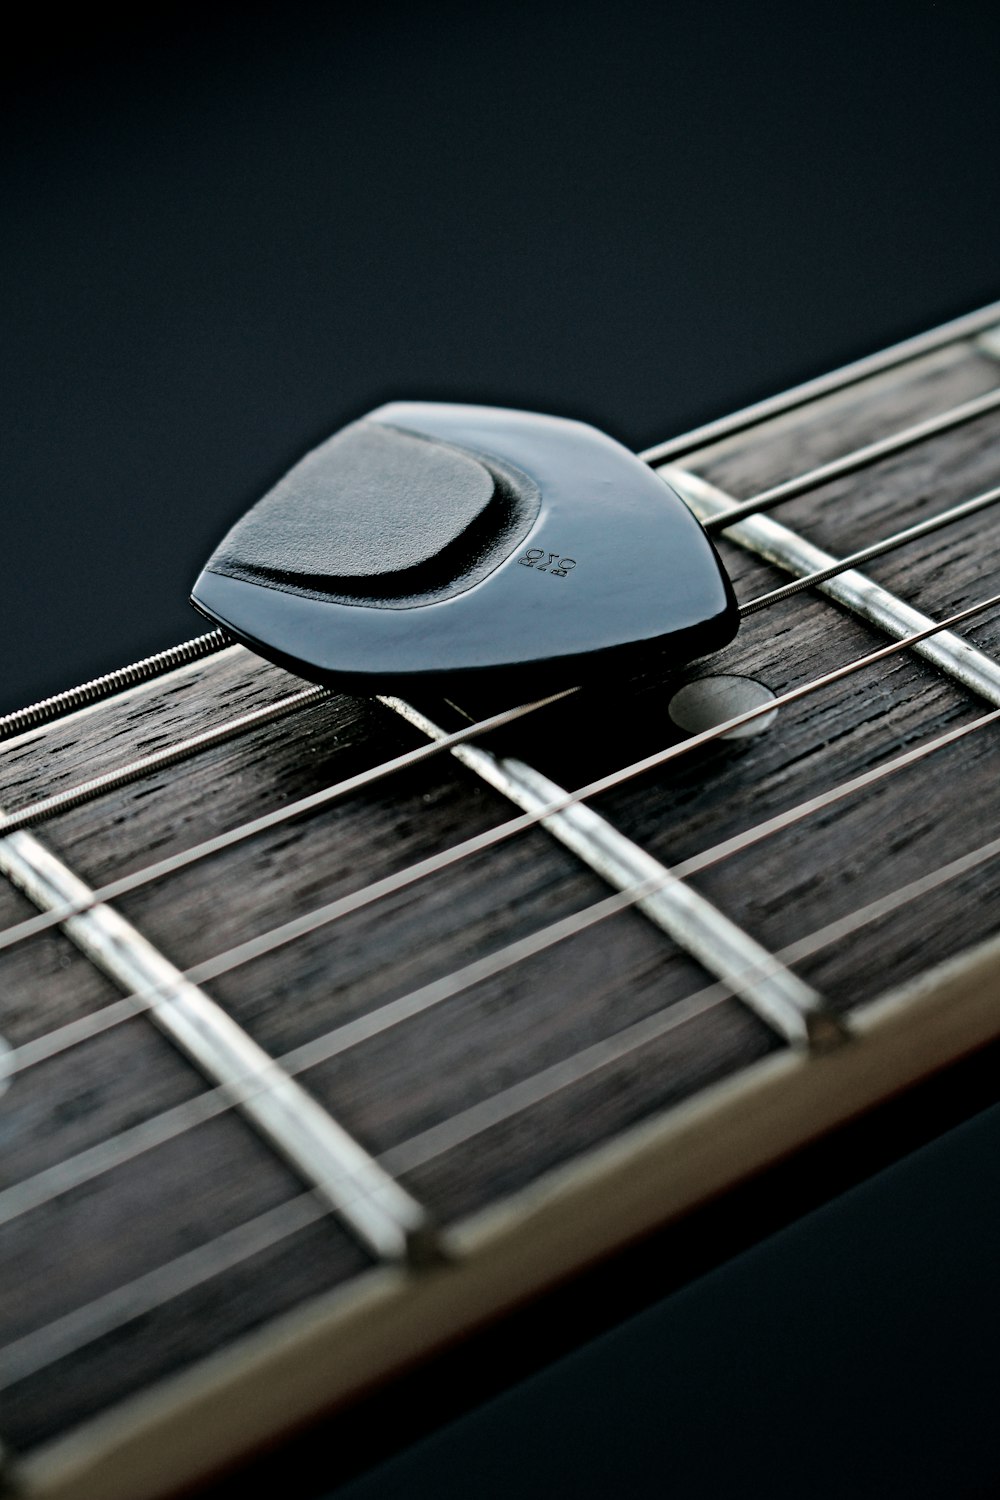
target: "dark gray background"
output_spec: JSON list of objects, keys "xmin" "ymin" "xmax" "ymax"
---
[
  {"xmin": 3, "ymin": 0, "xmax": 1000, "ymax": 713},
  {"xmin": 3, "ymin": 3, "xmax": 999, "ymax": 1496}
]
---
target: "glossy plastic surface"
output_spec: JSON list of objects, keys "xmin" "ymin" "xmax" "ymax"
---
[{"xmin": 191, "ymin": 403, "xmax": 739, "ymax": 693}]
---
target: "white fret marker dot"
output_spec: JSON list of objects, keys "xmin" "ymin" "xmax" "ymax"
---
[{"xmin": 668, "ymin": 675, "xmax": 778, "ymax": 740}]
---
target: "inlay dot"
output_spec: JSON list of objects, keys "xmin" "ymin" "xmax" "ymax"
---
[{"xmin": 668, "ymin": 674, "xmax": 778, "ymax": 740}]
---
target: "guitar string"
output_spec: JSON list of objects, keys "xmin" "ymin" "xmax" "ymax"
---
[
  {"xmin": 0, "ymin": 684, "xmax": 574, "ymax": 873},
  {"xmin": 3, "ymin": 819, "xmax": 999, "ymax": 1392},
  {"xmin": 0, "ymin": 630, "xmax": 230, "ymax": 743},
  {"xmin": 2, "ymin": 471, "xmax": 997, "ymax": 849},
  {"xmin": 698, "ymin": 384, "xmax": 1000, "ymax": 534},
  {"xmin": 1, "ymin": 577, "xmax": 998, "ymax": 964},
  {"xmin": 0, "ymin": 682, "xmax": 335, "ymax": 839},
  {"xmin": 2, "ymin": 302, "xmax": 997, "ymax": 747},
  {"xmin": 639, "ymin": 297, "xmax": 1000, "ymax": 465},
  {"xmin": 737, "ymin": 480, "xmax": 1000, "ymax": 615},
  {"xmin": 7, "ymin": 587, "xmax": 1000, "ymax": 1074},
  {"xmin": 3, "ymin": 687, "xmax": 998, "ymax": 1231}
]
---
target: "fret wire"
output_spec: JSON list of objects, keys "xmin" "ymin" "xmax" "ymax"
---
[
  {"xmin": 0, "ymin": 829, "xmax": 435, "ymax": 1265},
  {"xmin": 8, "ymin": 611, "xmax": 1000, "ymax": 1083},
  {"xmin": 639, "ymin": 300, "xmax": 1000, "ymax": 466},
  {"xmin": 699, "ymin": 385, "xmax": 1000, "ymax": 535},
  {"xmin": 0, "ymin": 690, "xmax": 574, "ymax": 958},
  {"xmin": 5, "ymin": 819, "xmax": 1000, "ymax": 1390},
  {"xmin": 0, "ymin": 630, "xmax": 231, "ymax": 744},
  {"xmin": 0, "ymin": 684, "xmax": 333, "ymax": 839},
  {"xmin": 738, "ymin": 481, "xmax": 1000, "ymax": 616}
]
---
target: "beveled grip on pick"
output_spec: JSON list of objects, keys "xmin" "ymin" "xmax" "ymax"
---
[{"xmin": 192, "ymin": 402, "xmax": 738, "ymax": 693}]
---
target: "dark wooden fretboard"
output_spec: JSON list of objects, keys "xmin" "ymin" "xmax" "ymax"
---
[{"xmin": 2, "ymin": 306, "xmax": 1000, "ymax": 1500}]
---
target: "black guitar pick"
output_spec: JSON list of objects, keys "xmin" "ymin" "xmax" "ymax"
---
[{"xmin": 191, "ymin": 403, "xmax": 739, "ymax": 693}]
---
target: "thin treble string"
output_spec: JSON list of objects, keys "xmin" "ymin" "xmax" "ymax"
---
[
  {"xmin": 738, "ymin": 481, "xmax": 1000, "ymax": 616},
  {"xmin": 9, "ymin": 611, "xmax": 1000, "ymax": 1081},
  {"xmin": 0, "ymin": 683, "xmax": 333, "ymax": 838},
  {"xmin": 0, "ymin": 689, "xmax": 575, "ymax": 957},
  {"xmin": 699, "ymin": 385, "xmax": 1000, "ymax": 535},
  {"xmin": 5, "ymin": 822, "xmax": 1000, "ymax": 1393},
  {"xmin": 6, "ymin": 705, "xmax": 1000, "ymax": 1231}
]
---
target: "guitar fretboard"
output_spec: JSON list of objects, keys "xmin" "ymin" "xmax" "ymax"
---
[{"xmin": 2, "ymin": 307, "xmax": 1000, "ymax": 1500}]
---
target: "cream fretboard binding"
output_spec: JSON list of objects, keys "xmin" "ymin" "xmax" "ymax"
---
[{"xmin": 1, "ymin": 301, "xmax": 999, "ymax": 1500}]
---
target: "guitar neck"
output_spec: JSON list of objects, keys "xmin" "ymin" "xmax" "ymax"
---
[{"xmin": 2, "ymin": 305, "xmax": 1000, "ymax": 1500}]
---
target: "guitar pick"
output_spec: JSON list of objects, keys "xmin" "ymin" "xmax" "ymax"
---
[{"xmin": 191, "ymin": 403, "xmax": 739, "ymax": 693}]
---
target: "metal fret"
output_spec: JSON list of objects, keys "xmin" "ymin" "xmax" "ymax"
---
[
  {"xmin": 0, "ymin": 828, "xmax": 434, "ymax": 1265},
  {"xmin": 662, "ymin": 465, "xmax": 1000, "ymax": 707},
  {"xmin": 382, "ymin": 698, "xmax": 844, "ymax": 1050}
]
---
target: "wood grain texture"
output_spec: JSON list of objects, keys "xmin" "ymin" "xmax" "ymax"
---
[{"xmin": 1, "ymin": 338, "xmax": 1000, "ymax": 1466}]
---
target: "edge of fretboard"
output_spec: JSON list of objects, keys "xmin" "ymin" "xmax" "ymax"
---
[{"xmin": 15, "ymin": 929, "xmax": 1000, "ymax": 1500}]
